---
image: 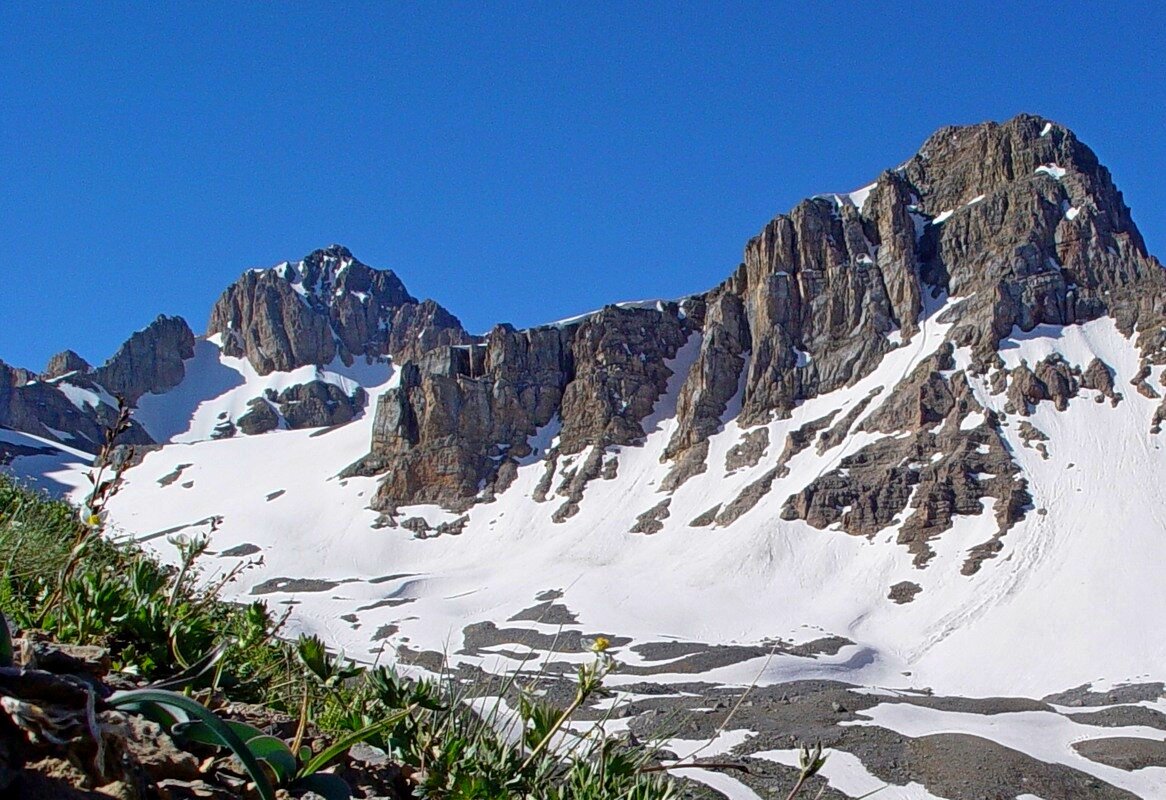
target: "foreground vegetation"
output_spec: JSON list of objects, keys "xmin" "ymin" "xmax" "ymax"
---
[
  {"xmin": 0, "ymin": 469, "xmax": 703, "ymax": 798},
  {"xmin": 1, "ymin": 413, "xmax": 834, "ymax": 800}
]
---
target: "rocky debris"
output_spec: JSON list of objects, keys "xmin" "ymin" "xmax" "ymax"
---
[
  {"xmin": 1153, "ymin": 398, "xmax": 1166, "ymax": 435},
  {"xmin": 780, "ymin": 411, "xmax": 839, "ymax": 462},
  {"xmin": 708, "ymin": 411, "xmax": 843, "ymax": 528},
  {"xmin": 1, "ymin": 637, "xmax": 408, "ymax": 800},
  {"xmin": 1005, "ymin": 361, "xmax": 1049, "ymax": 416},
  {"xmin": 1081, "ymin": 356, "xmax": 1120, "ymax": 404},
  {"xmin": 1017, "ymin": 421, "xmax": 1050, "ymax": 459},
  {"xmin": 600, "ymin": 454, "xmax": 619, "ymax": 480},
  {"xmin": 551, "ymin": 447, "xmax": 605, "ymax": 523},
  {"xmin": 659, "ymin": 439, "xmax": 707, "ymax": 493},
  {"xmin": 1043, "ymin": 681, "xmax": 1165, "ymax": 708},
  {"xmin": 42, "ymin": 350, "xmax": 91, "ymax": 380},
  {"xmin": 250, "ymin": 577, "xmax": 339, "ymax": 594},
  {"xmin": 436, "ymin": 516, "xmax": 469, "ymax": 536},
  {"xmin": 1072, "ymin": 737, "xmax": 1166, "ymax": 771},
  {"xmin": 1066, "ymin": 705, "xmax": 1166, "ymax": 731},
  {"xmin": 157, "ymin": 463, "xmax": 193, "ymax": 487},
  {"xmin": 1130, "ymin": 363, "xmax": 1161, "ymax": 399},
  {"xmin": 724, "ymin": 427, "xmax": 768, "ymax": 472},
  {"xmin": 1033, "ymin": 354, "xmax": 1079, "ymax": 410},
  {"xmin": 887, "ymin": 581, "xmax": 922, "ymax": 604},
  {"xmin": 208, "ymin": 245, "xmax": 470, "ymax": 375},
  {"xmin": 508, "ymin": 600, "xmax": 579, "ymax": 626},
  {"xmin": 716, "ymin": 466, "xmax": 782, "ymax": 527},
  {"xmin": 400, "ymin": 517, "xmax": 431, "ymax": 536},
  {"xmin": 92, "ymin": 315, "xmax": 196, "ymax": 405},
  {"xmin": 630, "ymin": 499, "xmax": 671, "ymax": 534},
  {"xmin": 688, "ymin": 504, "xmax": 721, "ymax": 527},
  {"xmin": 785, "ymin": 371, "xmax": 1029, "ymax": 569},
  {"xmin": 531, "ymin": 454, "xmax": 558, "ymax": 503},
  {"xmin": 218, "ymin": 543, "xmax": 261, "ymax": 557},
  {"xmin": 237, "ymin": 397, "xmax": 281, "ymax": 435},
  {"xmin": 864, "ymin": 348, "xmax": 957, "ymax": 434}
]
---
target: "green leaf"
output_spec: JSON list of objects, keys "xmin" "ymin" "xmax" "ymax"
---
[
  {"xmin": 146, "ymin": 638, "xmax": 233, "ymax": 691},
  {"xmin": 297, "ymin": 634, "xmax": 331, "ymax": 682},
  {"xmin": 173, "ymin": 718, "xmax": 267, "ymax": 748},
  {"xmin": 0, "ymin": 611, "xmax": 13, "ymax": 668},
  {"xmin": 108, "ymin": 689, "xmax": 277, "ymax": 800},
  {"xmin": 299, "ymin": 705, "xmax": 415, "ymax": 778},
  {"xmin": 292, "ymin": 772, "xmax": 352, "ymax": 800},
  {"xmin": 247, "ymin": 734, "xmax": 297, "ymax": 784}
]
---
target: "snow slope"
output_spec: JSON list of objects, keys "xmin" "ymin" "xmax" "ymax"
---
[{"xmin": 48, "ymin": 304, "xmax": 1158, "ymax": 706}]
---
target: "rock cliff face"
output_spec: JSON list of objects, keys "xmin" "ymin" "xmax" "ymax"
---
[
  {"xmin": 91, "ymin": 316, "xmax": 196, "ymax": 404},
  {"xmin": 42, "ymin": 350, "xmax": 91, "ymax": 380},
  {"xmin": 0, "ymin": 315, "xmax": 194, "ymax": 452},
  {"xmin": 207, "ymin": 245, "xmax": 471, "ymax": 374},
  {"xmin": 340, "ymin": 113, "xmax": 1164, "ymax": 536}
]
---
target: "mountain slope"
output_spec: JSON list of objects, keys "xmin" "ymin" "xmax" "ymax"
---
[{"xmin": 6, "ymin": 113, "xmax": 1166, "ymax": 798}]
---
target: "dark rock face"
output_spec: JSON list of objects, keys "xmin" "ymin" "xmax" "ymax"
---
[
  {"xmin": 348, "ymin": 304, "xmax": 692, "ymax": 510},
  {"xmin": 784, "ymin": 367, "xmax": 1031, "ymax": 570},
  {"xmin": 655, "ymin": 114, "xmax": 1164, "ymax": 475},
  {"xmin": 238, "ymin": 398, "xmax": 281, "ymax": 435},
  {"xmin": 347, "ymin": 324, "xmax": 574, "ymax": 509},
  {"xmin": 208, "ymin": 245, "xmax": 470, "ymax": 374},
  {"xmin": 42, "ymin": 350, "xmax": 91, "ymax": 379},
  {"xmin": 558, "ymin": 305, "xmax": 691, "ymax": 453},
  {"xmin": 237, "ymin": 381, "xmax": 368, "ymax": 435},
  {"xmin": 92, "ymin": 315, "xmax": 195, "ymax": 404},
  {"xmin": 9, "ymin": 114, "xmax": 1165, "ymax": 574},
  {"xmin": 0, "ymin": 369, "xmax": 153, "ymax": 453},
  {"xmin": 665, "ymin": 290, "xmax": 749, "ymax": 459},
  {"xmin": 911, "ymin": 115, "xmax": 1163, "ymax": 354}
]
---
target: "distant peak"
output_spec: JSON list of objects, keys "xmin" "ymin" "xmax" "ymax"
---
[{"xmin": 305, "ymin": 244, "xmax": 355, "ymax": 263}]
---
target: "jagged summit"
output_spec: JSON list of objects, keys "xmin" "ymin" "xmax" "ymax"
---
[{"xmin": 208, "ymin": 246, "xmax": 469, "ymax": 375}]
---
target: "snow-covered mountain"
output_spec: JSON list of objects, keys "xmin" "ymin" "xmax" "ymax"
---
[{"xmin": 7, "ymin": 114, "xmax": 1166, "ymax": 798}]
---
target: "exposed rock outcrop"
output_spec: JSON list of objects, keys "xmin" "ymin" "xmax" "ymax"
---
[
  {"xmin": 236, "ymin": 381, "xmax": 368, "ymax": 435},
  {"xmin": 784, "ymin": 368, "xmax": 1031, "ymax": 569},
  {"xmin": 208, "ymin": 245, "xmax": 470, "ymax": 374},
  {"xmin": 346, "ymin": 324, "xmax": 574, "ymax": 509},
  {"xmin": 42, "ymin": 350, "xmax": 90, "ymax": 379},
  {"xmin": 350, "ymin": 305, "xmax": 690, "ymax": 511},
  {"xmin": 0, "ymin": 363, "xmax": 153, "ymax": 453},
  {"xmin": 92, "ymin": 315, "xmax": 195, "ymax": 404}
]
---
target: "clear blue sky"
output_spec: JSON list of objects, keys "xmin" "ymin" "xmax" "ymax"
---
[{"xmin": 2, "ymin": 3, "xmax": 1163, "ymax": 370}]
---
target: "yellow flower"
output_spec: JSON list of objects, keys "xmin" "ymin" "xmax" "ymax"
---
[{"xmin": 590, "ymin": 636, "xmax": 610, "ymax": 653}]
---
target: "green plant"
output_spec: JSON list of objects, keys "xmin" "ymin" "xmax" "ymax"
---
[
  {"xmin": 113, "ymin": 686, "xmax": 417, "ymax": 800},
  {"xmin": 0, "ymin": 610, "xmax": 12, "ymax": 667},
  {"xmin": 109, "ymin": 688, "xmax": 279, "ymax": 800}
]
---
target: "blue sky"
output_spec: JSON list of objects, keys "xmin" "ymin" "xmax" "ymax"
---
[{"xmin": 2, "ymin": 3, "xmax": 1163, "ymax": 370}]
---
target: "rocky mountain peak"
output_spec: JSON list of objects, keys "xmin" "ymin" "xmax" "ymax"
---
[
  {"xmin": 208, "ymin": 247, "xmax": 469, "ymax": 375},
  {"xmin": 42, "ymin": 349, "xmax": 91, "ymax": 380},
  {"xmin": 343, "ymin": 113, "xmax": 1166, "ymax": 521}
]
